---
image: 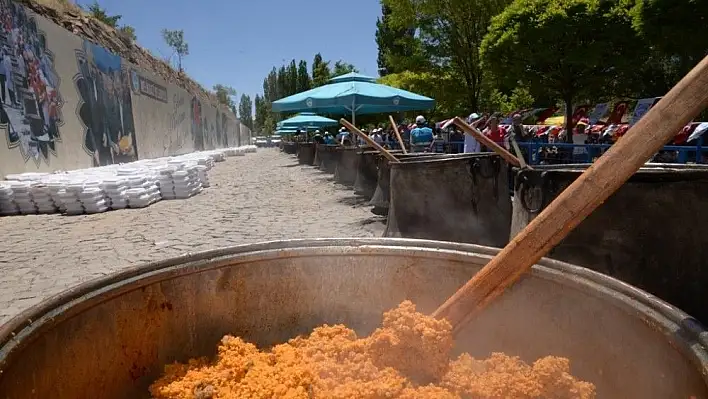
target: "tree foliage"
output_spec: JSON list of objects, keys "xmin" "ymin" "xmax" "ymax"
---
[
  {"xmin": 83, "ymin": 1, "xmax": 121, "ymax": 27},
  {"xmin": 384, "ymin": 0, "xmax": 512, "ymax": 111},
  {"xmin": 162, "ymin": 29, "xmax": 189, "ymax": 71},
  {"xmin": 213, "ymin": 84, "xmax": 237, "ymax": 108},
  {"xmin": 631, "ymin": 0, "xmax": 708, "ymax": 76},
  {"xmin": 375, "ymin": 4, "xmax": 417, "ymax": 76},
  {"xmin": 332, "ymin": 61, "xmax": 359, "ymax": 77},
  {"xmin": 297, "ymin": 60, "xmax": 311, "ymax": 93},
  {"xmin": 83, "ymin": 1, "xmax": 136, "ymax": 42},
  {"xmin": 239, "ymin": 94, "xmax": 254, "ymax": 129},
  {"xmin": 481, "ymin": 0, "xmax": 642, "ymax": 134},
  {"xmin": 312, "ymin": 53, "xmax": 331, "ymax": 87}
]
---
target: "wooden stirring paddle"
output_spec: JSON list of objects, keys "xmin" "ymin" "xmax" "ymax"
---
[
  {"xmin": 453, "ymin": 117, "xmax": 523, "ymax": 168},
  {"xmin": 435, "ymin": 55, "xmax": 708, "ymax": 334},
  {"xmin": 340, "ymin": 119, "xmax": 400, "ymax": 163},
  {"xmin": 388, "ymin": 115, "xmax": 409, "ymax": 154}
]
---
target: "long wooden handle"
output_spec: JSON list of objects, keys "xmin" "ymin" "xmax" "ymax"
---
[
  {"xmin": 434, "ymin": 55, "xmax": 708, "ymax": 333},
  {"xmin": 453, "ymin": 117, "xmax": 521, "ymax": 168},
  {"xmin": 340, "ymin": 119, "xmax": 399, "ymax": 163},
  {"xmin": 389, "ymin": 115, "xmax": 408, "ymax": 154},
  {"xmin": 508, "ymin": 135, "xmax": 529, "ymax": 169}
]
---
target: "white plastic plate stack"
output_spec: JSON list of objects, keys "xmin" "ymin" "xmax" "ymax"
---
[
  {"xmin": 0, "ymin": 183, "xmax": 19, "ymax": 216},
  {"xmin": 46, "ymin": 180, "xmax": 69, "ymax": 213},
  {"xmin": 156, "ymin": 166, "xmax": 177, "ymax": 200},
  {"xmin": 170, "ymin": 170, "xmax": 193, "ymax": 199},
  {"xmin": 10, "ymin": 181, "xmax": 38, "ymax": 215},
  {"xmin": 79, "ymin": 185, "xmax": 108, "ymax": 214},
  {"xmin": 63, "ymin": 182, "xmax": 85, "ymax": 215},
  {"xmin": 195, "ymin": 165, "xmax": 210, "ymax": 188},
  {"xmin": 30, "ymin": 184, "xmax": 58, "ymax": 214},
  {"xmin": 101, "ymin": 177, "xmax": 129, "ymax": 210}
]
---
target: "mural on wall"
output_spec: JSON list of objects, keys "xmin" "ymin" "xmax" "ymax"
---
[
  {"xmin": 190, "ymin": 95, "xmax": 204, "ymax": 151},
  {"xmin": 74, "ymin": 40, "xmax": 137, "ymax": 166},
  {"xmin": 170, "ymin": 92, "xmax": 187, "ymax": 152},
  {"xmin": 0, "ymin": 0, "xmax": 64, "ymax": 165},
  {"xmin": 221, "ymin": 112, "xmax": 228, "ymax": 147}
]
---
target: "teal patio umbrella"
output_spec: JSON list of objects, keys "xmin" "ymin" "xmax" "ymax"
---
[
  {"xmin": 272, "ymin": 72, "xmax": 435, "ymax": 124},
  {"xmin": 275, "ymin": 128, "xmax": 298, "ymax": 135},
  {"xmin": 277, "ymin": 112, "xmax": 338, "ymax": 129}
]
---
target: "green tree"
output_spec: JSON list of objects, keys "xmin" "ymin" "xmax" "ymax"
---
[
  {"xmin": 118, "ymin": 26, "xmax": 136, "ymax": 42},
  {"xmin": 213, "ymin": 84, "xmax": 237, "ymax": 108},
  {"xmin": 263, "ymin": 68, "xmax": 278, "ymax": 103},
  {"xmin": 631, "ymin": 0, "xmax": 708, "ymax": 77},
  {"xmin": 311, "ymin": 53, "xmax": 331, "ymax": 87},
  {"xmin": 286, "ymin": 59, "xmax": 298, "ymax": 96},
  {"xmin": 161, "ymin": 29, "xmax": 189, "ymax": 71},
  {"xmin": 254, "ymin": 94, "xmax": 267, "ymax": 133},
  {"xmin": 379, "ymin": 70, "xmax": 467, "ymax": 118},
  {"xmin": 481, "ymin": 0, "xmax": 642, "ymax": 138},
  {"xmin": 276, "ymin": 65, "xmax": 287, "ymax": 100},
  {"xmin": 332, "ymin": 61, "xmax": 359, "ymax": 77},
  {"xmin": 83, "ymin": 1, "xmax": 136, "ymax": 41},
  {"xmin": 384, "ymin": 0, "xmax": 512, "ymax": 111},
  {"xmin": 83, "ymin": 1, "xmax": 121, "ymax": 26},
  {"xmin": 375, "ymin": 4, "xmax": 418, "ymax": 76},
  {"xmin": 238, "ymin": 94, "xmax": 254, "ymax": 129},
  {"xmin": 485, "ymin": 87, "xmax": 535, "ymax": 114},
  {"xmin": 297, "ymin": 60, "xmax": 311, "ymax": 92}
]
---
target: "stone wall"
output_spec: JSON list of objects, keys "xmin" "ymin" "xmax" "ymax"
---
[{"xmin": 0, "ymin": 0, "xmax": 250, "ymax": 176}]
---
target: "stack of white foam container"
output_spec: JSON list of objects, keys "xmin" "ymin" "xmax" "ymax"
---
[
  {"xmin": 0, "ymin": 183, "xmax": 19, "ymax": 216},
  {"xmin": 101, "ymin": 177, "xmax": 129, "ymax": 210},
  {"xmin": 10, "ymin": 182, "xmax": 38, "ymax": 214},
  {"xmin": 0, "ymin": 147, "xmax": 242, "ymax": 216},
  {"xmin": 78, "ymin": 184, "xmax": 109, "ymax": 214},
  {"xmin": 31, "ymin": 184, "xmax": 58, "ymax": 214},
  {"xmin": 62, "ymin": 181, "xmax": 85, "ymax": 215}
]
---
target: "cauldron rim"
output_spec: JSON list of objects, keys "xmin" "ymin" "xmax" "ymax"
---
[
  {"xmin": 513, "ymin": 163, "xmax": 708, "ymax": 183},
  {"xmin": 1, "ymin": 238, "xmax": 706, "ymax": 383},
  {"xmin": 390, "ymin": 152, "xmax": 500, "ymax": 167}
]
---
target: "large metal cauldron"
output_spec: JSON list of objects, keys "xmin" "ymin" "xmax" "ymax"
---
[
  {"xmin": 369, "ymin": 152, "xmax": 441, "ymax": 214},
  {"xmin": 0, "ymin": 239, "xmax": 705, "ymax": 398},
  {"xmin": 512, "ymin": 163, "xmax": 708, "ymax": 324},
  {"xmin": 354, "ymin": 149, "xmax": 405, "ymax": 198},
  {"xmin": 296, "ymin": 142, "xmax": 316, "ymax": 165},
  {"xmin": 385, "ymin": 153, "xmax": 511, "ymax": 246},
  {"xmin": 334, "ymin": 147, "xmax": 360, "ymax": 186},
  {"xmin": 318, "ymin": 145, "xmax": 341, "ymax": 174},
  {"xmin": 283, "ymin": 141, "xmax": 297, "ymax": 155}
]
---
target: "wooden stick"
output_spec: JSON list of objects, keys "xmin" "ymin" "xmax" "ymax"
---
[
  {"xmin": 434, "ymin": 55, "xmax": 708, "ymax": 334},
  {"xmin": 508, "ymin": 135, "xmax": 529, "ymax": 169},
  {"xmin": 389, "ymin": 115, "xmax": 408, "ymax": 154},
  {"xmin": 453, "ymin": 117, "xmax": 522, "ymax": 168},
  {"xmin": 340, "ymin": 119, "xmax": 399, "ymax": 163}
]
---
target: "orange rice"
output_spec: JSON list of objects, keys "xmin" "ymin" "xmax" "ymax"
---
[{"xmin": 150, "ymin": 301, "xmax": 595, "ymax": 398}]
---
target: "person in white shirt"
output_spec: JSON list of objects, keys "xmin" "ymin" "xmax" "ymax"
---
[{"xmin": 463, "ymin": 113, "xmax": 482, "ymax": 153}]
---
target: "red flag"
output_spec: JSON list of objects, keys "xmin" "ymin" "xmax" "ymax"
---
[{"xmin": 607, "ymin": 101, "xmax": 630, "ymax": 124}]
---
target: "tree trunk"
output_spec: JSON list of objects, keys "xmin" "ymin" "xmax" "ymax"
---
[{"xmin": 564, "ymin": 96, "xmax": 573, "ymax": 144}]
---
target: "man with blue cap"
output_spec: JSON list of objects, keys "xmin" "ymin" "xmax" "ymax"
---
[{"xmin": 409, "ymin": 115, "xmax": 434, "ymax": 152}]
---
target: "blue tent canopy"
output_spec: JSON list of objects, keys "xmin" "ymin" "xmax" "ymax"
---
[
  {"xmin": 271, "ymin": 73, "xmax": 434, "ymax": 122},
  {"xmin": 276, "ymin": 112, "xmax": 338, "ymax": 129}
]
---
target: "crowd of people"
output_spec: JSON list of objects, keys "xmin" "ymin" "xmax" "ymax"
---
[{"xmin": 284, "ymin": 109, "xmax": 708, "ymax": 165}]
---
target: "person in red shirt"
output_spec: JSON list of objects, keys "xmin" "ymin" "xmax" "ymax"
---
[{"xmin": 484, "ymin": 116, "xmax": 506, "ymax": 147}]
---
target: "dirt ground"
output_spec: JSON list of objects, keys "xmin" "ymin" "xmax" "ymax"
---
[{"xmin": 0, "ymin": 148, "xmax": 386, "ymax": 324}]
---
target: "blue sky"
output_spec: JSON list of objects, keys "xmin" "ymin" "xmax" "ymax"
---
[{"xmin": 76, "ymin": 0, "xmax": 382, "ymax": 110}]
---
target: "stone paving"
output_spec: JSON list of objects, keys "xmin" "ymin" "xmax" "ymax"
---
[{"xmin": 0, "ymin": 148, "xmax": 386, "ymax": 324}]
